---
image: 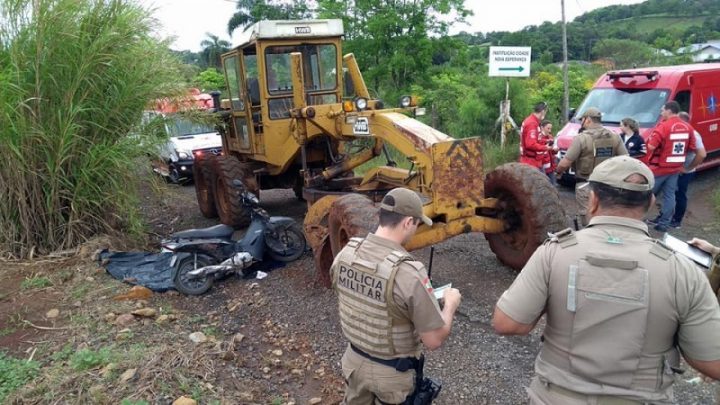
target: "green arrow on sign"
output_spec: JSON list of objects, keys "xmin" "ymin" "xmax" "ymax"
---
[{"xmin": 499, "ymin": 66, "xmax": 525, "ymax": 72}]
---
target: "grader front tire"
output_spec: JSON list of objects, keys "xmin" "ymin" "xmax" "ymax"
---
[
  {"xmin": 484, "ymin": 163, "xmax": 568, "ymax": 270},
  {"xmin": 211, "ymin": 155, "xmax": 251, "ymax": 228},
  {"xmin": 304, "ymin": 196, "xmax": 338, "ymax": 288},
  {"xmin": 328, "ymin": 194, "xmax": 379, "ymax": 257}
]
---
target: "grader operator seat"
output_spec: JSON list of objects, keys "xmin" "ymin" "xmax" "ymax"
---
[{"xmin": 247, "ymin": 78, "xmax": 261, "ymax": 106}]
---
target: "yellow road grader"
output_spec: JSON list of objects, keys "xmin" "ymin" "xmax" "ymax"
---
[{"xmin": 193, "ymin": 19, "xmax": 567, "ymax": 286}]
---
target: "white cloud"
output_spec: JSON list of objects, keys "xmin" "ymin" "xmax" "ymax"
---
[{"xmin": 139, "ymin": 0, "xmax": 237, "ymax": 51}]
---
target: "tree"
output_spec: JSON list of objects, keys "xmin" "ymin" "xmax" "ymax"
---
[
  {"xmin": 592, "ymin": 39, "xmax": 653, "ymax": 69},
  {"xmin": 200, "ymin": 33, "xmax": 231, "ymax": 70},
  {"xmin": 317, "ymin": 0, "xmax": 471, "ymax": 92},
  {"xmin": 227, "ymin": 0, "xmax": 312, "ymax": 35},
  {"xmin": 194, "ymin": 68, "xmax": 226, "ymax": 92}
]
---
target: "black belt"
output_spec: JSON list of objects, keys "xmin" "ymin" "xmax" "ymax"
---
[{"xmin": 350, "ymin": 344, "xmax": 420, "ymax": 372}]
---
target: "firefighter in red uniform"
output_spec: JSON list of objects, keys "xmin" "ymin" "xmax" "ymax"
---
[
  {"xmin": 643, "ymin": 101, "xmax": 701, "ymax": 232},
  {"xmin": 520, "ymin": 102, "xmax": 554, "ymax": 169}
]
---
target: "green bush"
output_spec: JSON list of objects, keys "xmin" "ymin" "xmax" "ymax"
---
[
  {"xmin": 0, "ymin": 0, "xmax": 185, "ymax": 258},
  {"xmin": 0, "ymin": 352, "xmax": 39, "ymax": 403}
]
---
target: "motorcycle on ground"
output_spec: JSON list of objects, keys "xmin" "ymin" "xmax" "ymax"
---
[{"xmin": 161, "ymin": 180, "xmax": 306, "ymax": 295}]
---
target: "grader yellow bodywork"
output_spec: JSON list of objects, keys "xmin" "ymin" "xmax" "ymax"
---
[{"xmin": 193, "ymin": 19, "xmax": 566, "ymax": 285}]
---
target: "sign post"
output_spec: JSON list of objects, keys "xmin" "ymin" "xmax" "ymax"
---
[{"xmin": 489, "ymin": 46, "xmax": 531, "ymax": 147}]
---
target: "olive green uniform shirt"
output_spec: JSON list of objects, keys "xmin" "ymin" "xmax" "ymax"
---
[
  {"xmin": 497, "ymin": 216, "xmax": 720, "ymax": 402},
  {"xmin": 564, "ymin": 125, "xmax": 628, "ymax": 179}
]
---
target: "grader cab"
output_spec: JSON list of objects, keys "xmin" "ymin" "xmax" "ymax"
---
[{"xmin": 194, "ymin": 19, "xmax": 567, "ymax": 285}]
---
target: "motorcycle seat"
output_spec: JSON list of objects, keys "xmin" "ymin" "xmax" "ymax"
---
[{"xmin": 171, "ymin": 224, "xmax": 235, "ymax": 239}]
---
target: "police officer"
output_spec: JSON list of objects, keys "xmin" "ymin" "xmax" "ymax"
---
[
  {"xmin": 331, "ymin": 187, "xmax": 462, "ymax": 404},
  {"xmin": 556, "ymin": 107, "xmax": 628, "ymax": 226},
  {"xmin": 493, "ymin": 156, "xmax": 720, "ymax": 404}
]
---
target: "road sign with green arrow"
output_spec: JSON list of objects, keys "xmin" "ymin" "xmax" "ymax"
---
[{"xmin": 489, "ymin": 46, "xmax": 531, "ymax": 77}]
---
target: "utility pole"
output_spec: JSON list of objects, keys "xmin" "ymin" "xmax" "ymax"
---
[{"xmin": 561, "ymin": 0, "xmax": 570, "ymax": 124}]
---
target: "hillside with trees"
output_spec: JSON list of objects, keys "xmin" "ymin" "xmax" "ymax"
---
[
  {"xmin": 184, "ymin": 0, "xmax": 719, "ymax": 142},
  {"xmin": 468, "ymin": 0, "xmax": 720, "ymax": 64}
]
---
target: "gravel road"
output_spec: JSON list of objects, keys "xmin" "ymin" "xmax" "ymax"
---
[{"xmin": 150, "ymin": 167, "xmax": 720, "ymax": 404}]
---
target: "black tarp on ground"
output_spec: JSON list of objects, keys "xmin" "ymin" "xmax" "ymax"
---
[
  {"xmin": 99, "ymin": 250, "xmax": 176, "ymax": 291},
  {"xmin": 99, "ymin": 249, "xmax": 289, "ymax": 292}
]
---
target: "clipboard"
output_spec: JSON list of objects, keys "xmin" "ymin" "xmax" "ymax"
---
[
  {"xmin": 433, "ymin": 283, "xmax": 452, "ymax": 300},
  {"xmin": 662, "ymin": 233, "xmax": 713, "ymax": 269}
]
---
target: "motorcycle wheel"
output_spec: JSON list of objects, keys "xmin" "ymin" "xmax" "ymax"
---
[
  {"xmin": 174, "ymin": 255, "xmax": 214, "ymax": 295},
  {"xmin": 266, "ymin": 223, "xmax": 307, "ymax": 262}
]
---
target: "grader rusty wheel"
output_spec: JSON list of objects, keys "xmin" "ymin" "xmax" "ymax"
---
[
  {"xmin": 328, "ymin": 194, "xmax": 379, "ymax": 256},
  {"xmin": 304, "ymin": 195, "xmax": 339, "ymax": 288},
  {"xmin": 192, "ymin": 156, "xmax": 217, "ymax": 218},
  {"xmin": 484, "ymin": 163, "xmax": 568, "ymax": 270},
  {"xmin": 211, "ymin": 155, "xmax": 251, "ymax": 228}
]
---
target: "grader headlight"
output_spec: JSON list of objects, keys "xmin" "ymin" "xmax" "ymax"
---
[
  {"xmin": 399, "ymin": 95, "xmax": 412, "ymax": 108},
  {"xmin": 354, "ymin": 97, "xmax": 368, "ymax": 111}
]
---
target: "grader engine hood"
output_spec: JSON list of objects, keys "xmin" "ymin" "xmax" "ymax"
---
[
  {"xmin": 389, "ymin": 115, "xmax": 453, "ymax": 152},
  {"xmin": 362, "ymin": 112, "xmax": 486, "ymax": 216}
]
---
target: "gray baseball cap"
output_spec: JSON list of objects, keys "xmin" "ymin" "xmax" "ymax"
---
[
  {"xmin": 589, "ymin": 156, "xmax": 654, "ymax": 191},
  {"xmin": 380, "ymin": 188, "xmax": 432, "ymax": 226},
  {"xmin": 581, "ymin": 107, "xmax": 602, "ymax": 119}
]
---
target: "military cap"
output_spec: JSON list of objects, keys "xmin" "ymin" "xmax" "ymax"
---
[
  {"xmin": 581, "ymin": 107, "xmax": 602, "ymax": 119},
  {"xmin": 380, "ymin": 188, "xmax": 432, "ymax": 226},
  {"xmin": 589, "ymin": 155, "xmax": 654, "ymax": 191}
]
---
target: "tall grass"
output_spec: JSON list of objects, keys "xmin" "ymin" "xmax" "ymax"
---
[
  {"xmin": 483, "ymin": 138, "xmax": 520, "ymax": 172},
  {"xmin": 0, "ymin": 0, "xmax": 184, "ymax": 258}
]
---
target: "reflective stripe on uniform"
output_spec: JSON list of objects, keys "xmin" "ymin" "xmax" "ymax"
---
[
  {"xmin": 567, "ymin": 265, "xmax": 578, "ymax": 312},
  {"xmin": 669, "ymin": 132, "xmax": 689, "ymax": 140},
  {"xmin": 665, "ymin": 156, "xmax": 686, "ymax": 163}
]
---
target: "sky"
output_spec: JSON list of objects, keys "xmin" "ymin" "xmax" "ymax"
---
[{"xmin": 139, "ymin": 0, "xmax": 646, "ymax": 52}]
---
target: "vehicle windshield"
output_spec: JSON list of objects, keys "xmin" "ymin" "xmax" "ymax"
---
[
  {"xmin": 574, "ymin": 88, "xmax": 669, "ymax": 127},
  {"xmin": 264, "ymin": 44, "xmax": 337, "ymax": 95},
  {"xmin": 165, "ymin": 116, "xmax": 216, "ymax": 137}
]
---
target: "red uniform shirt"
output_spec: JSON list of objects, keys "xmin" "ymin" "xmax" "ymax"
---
[
  {"xmin": 519, "ymin": 114, "xmax": 547, "ymax": 168},
  {"xmin": 643, "ymin": 116, "xmax": 697, "ymax": 177},
  {"xmin": 539, "ymin": 132, "xmax": 557, "ymax": 174}
]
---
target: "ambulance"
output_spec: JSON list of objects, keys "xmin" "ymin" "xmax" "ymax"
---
[{"xmin": 556, "ymin": 63, "xmax": 720, "ymax": 183}]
